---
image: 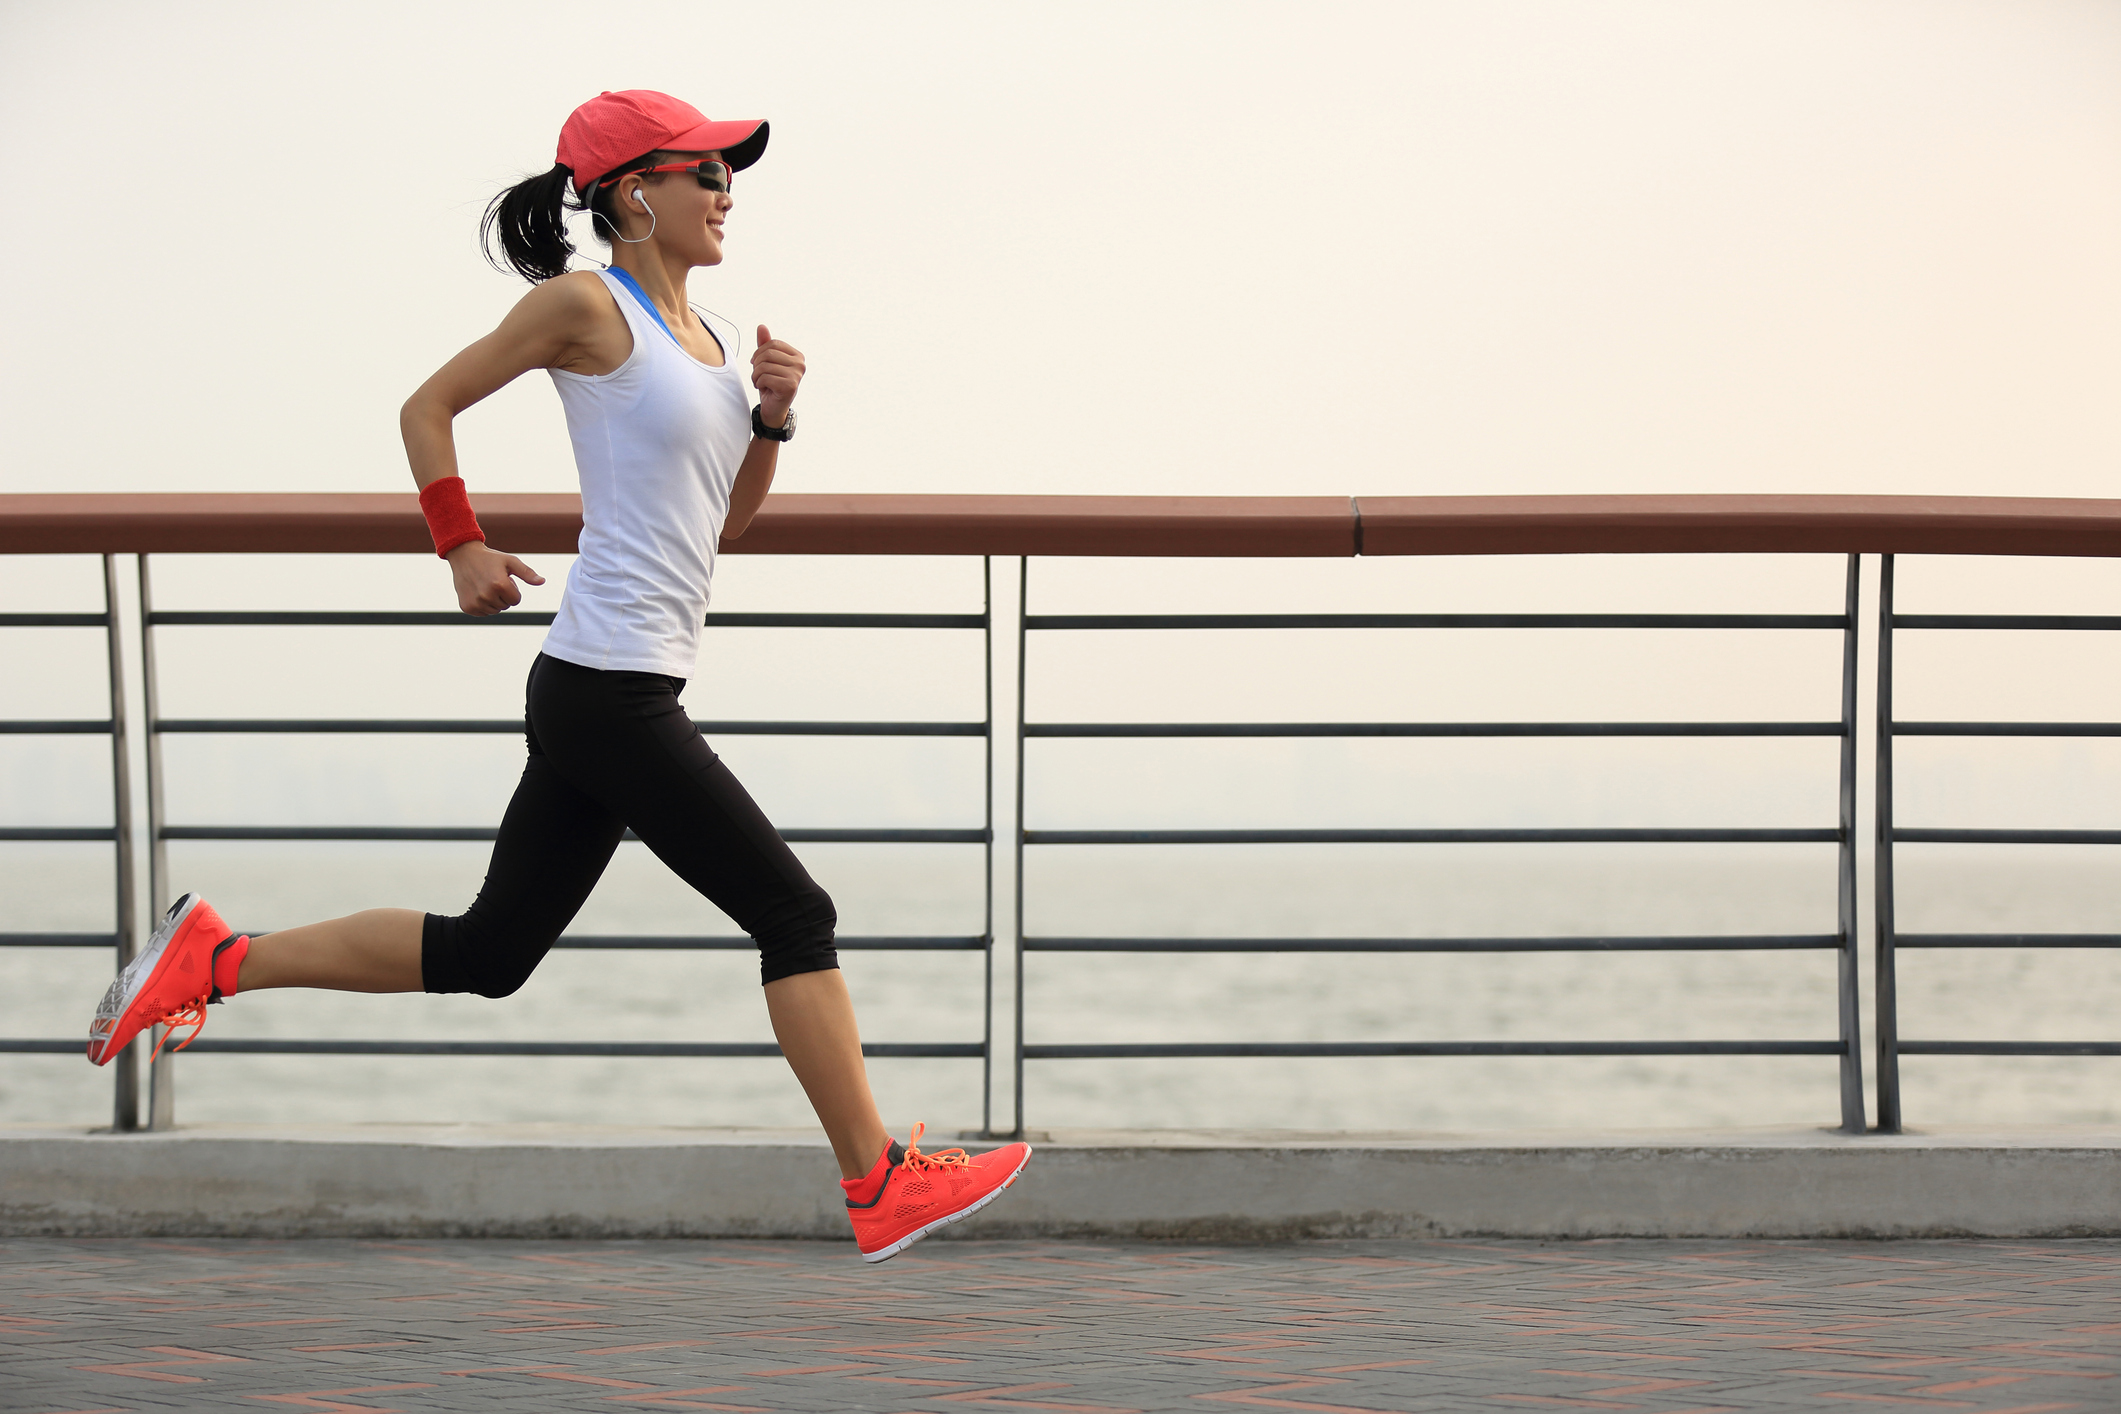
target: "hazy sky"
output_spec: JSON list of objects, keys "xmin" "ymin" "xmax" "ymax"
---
[
  {"xmin": 5, "ymin": 0, "xmax": 2119, "ymax": 841},
  {"xmin": 2, "ymin": 0, "xmax": 2115, "ymax": 501},
  {"xmin": 6, "ymin": 3, "xmax": 2121, "ymax": 1136}
]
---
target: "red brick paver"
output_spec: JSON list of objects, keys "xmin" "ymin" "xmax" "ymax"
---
[{"xmin": 0, "ymin": 1239, "xmax": 2113, "ymax": 1412}]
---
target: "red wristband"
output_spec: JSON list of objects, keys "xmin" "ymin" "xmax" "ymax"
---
[{"xmin": 419, "ymin": 476, "xmax": 485, "ymax": 558}]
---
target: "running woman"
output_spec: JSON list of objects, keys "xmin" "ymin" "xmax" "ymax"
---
[{"xmin": 84, "ymin": 90, "xmax": 1030, "ymax": 1262}]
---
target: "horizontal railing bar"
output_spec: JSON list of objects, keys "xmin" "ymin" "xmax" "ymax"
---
[
  {"xmin": 1897, "ymin": 933, "xmax": 2121, "ymax": 949},
  {"xmin": 0, "ymin": 1039, "xmax": 984, "ymax": 1058},
  {"xmin": 728, "ymin": 827, "xmax": 982, "ymax": 845},
  {"xmin": 160, "ymin": 825, "xmax": 990, "ymax": 844},
  {"xmin": 1894, "ymin": 614, "xmax": 2121, "ymax": 631},
  {"xmin": 1896, "ymin": 1041, "xmax": 2121, "ymax": 1056},
  {"xmin": 155, "ymin": 718, "xmax": 988, "ymax": 737},
  {"xmin": 1023, "ymin": 1041, "xmax": 1844, "ymax": 1058},
  {"xmin": 0, "ymin": 1034, "xmax": 984, "ymax": 1055},
  {"xmin": 147, "ymin": 610, "xmax": 985, "ymax": 629},
  {"xmin": 551, "ymin": 934, "xmax": 989, "ymax": 951},
  {"xmin": 0, "ymin": 613, "xmax": 107, "ymax": 627},
  {"xmin": 16, "ymin": 491, "xmax": 2121, "ymax": 558},
  {"xmin": 705, "ymin": 613, "xmax": 987, "ymax": 630},
  {"xmin": 1026, "ymin": 721, "xmax": 1843, "ymax": 739},
  {"xmin": 0, "ymin": 932, "xmax": 117, "ymax": 948},
  {"xmin": 1024, "ymin": 934, "xmax": 1842, "ymax": 953},
  {"xmin": 0, "ymin": 720, "xmax": 113, "ymax": 735},
  {"xmin": 1893, "ymin": 828, "xmax": 2121, "ymax": 846},
  {"xmin": 151, "ymin": 611, "xmax": 557, "ymax": 627},
  {"xmin": 160, "ymin": 826, "xmax": 502, "ymax": 842},
  {"xmin": 125, "ymin": 932, "xmax": 1854, "ymax": 960},
  {"xmin": 160, "ymin": 719, "xmax": 527, "ymax": 734},
  {"xmin": 702, "ymin": 721, "xmax": 987, "ymax": 737},
  {"xmin": 1024, "ymin": 827, "xmax": 1840, "ymax": 845},
  {"xmin": 1894, "ymin": 722, "xmax": 2121, "ymax": 737},
  {"xmin": 0, "ymin": 827, "xmax": 116, "ymax": 842},
  {"xmin": 209, "ymin": 931, "xmax": 988, "ymax": 952},
  {"xmin": 1026, "ymin": 613, "xmax": 1845, "ymax": 631}
]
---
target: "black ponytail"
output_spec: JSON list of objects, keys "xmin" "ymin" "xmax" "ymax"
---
[
  {"xmin": 482, "ymin": 163, "xmax": 577, "ymax": 283},
  {"xmin": 481, "ymin": 151, "xmax": 668, "ymax": 284}
]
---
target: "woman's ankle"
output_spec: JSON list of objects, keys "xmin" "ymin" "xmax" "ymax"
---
[
  {"xmin": 212, "ymin": 934, "xmax": 250, "ymax": 999},
  {"xmin": 840, "ymin": 1137, "xmax": 903, "ymax": 1200}
]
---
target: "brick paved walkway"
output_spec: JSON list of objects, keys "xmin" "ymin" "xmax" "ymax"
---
[{"xmin": 2, "ymin": 1238, "xmax": 2114, "ymax": 1413}]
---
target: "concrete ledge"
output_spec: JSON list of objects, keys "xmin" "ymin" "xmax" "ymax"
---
[{"xmin": 4, "ymin": 1123, "xmax": 2117, "ymax": 1240}]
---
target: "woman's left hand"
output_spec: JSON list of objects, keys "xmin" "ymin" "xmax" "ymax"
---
[{"xmin": 752, "ymin": 325, "xmax": 805, "ymax": 428}]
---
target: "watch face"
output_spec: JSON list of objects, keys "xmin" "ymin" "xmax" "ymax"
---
[{"xmin": 781, "ymin": 410, "xmax": 797, "ymax": 438}]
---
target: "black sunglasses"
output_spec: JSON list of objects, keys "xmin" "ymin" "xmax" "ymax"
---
[{"xmin": 603, "ymin": 158, "xmax": 734, "ymax": 195}]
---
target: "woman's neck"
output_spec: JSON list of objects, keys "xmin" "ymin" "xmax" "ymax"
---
[{"xmin": 610, "ymin": 251, "xmax": 691, "ymax": 322}]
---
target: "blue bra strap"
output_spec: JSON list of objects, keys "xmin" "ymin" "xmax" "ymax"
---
[{"xmin": 604, "ymin": 266, "xmax": 678, "ymax": 345}]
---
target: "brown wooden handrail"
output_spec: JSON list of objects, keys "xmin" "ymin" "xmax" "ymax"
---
[{"xmin": 3, "ymin": 492, "xmax": 2120, "ymax": 557}]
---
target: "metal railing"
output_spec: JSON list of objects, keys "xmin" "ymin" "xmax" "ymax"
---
[
  {"xmin": 0, "ymin": 555, "xmax": 138, "ymax": 1129},
  {"xmin": 1871, "ymin": 552, "xmax": 2121, "ymax": 1132},
  {"xmin": 129, "ymin": 556, "xmax": 998, "ymax": 1133},
  {"xmin": 4, "ymin": 492, "xmax": 2119, "ymax": 1137},
  {"xmin": 1012, "ymin": 553, "xmax": 1869, "ymax": 1135}
]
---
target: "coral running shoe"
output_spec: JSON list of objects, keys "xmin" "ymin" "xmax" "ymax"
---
[
  {"xmin": 843, "ymin": 1123, "xmax": 1032, "ymax": 1263},
  {"xmin": 87, "ymin": 893, "xmax": 243, "ymax": 1067}
]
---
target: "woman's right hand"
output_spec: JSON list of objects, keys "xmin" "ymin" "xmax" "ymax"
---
[{"xmin": 447, "ymin": 542, "xmax": 545, "ymax": 616}]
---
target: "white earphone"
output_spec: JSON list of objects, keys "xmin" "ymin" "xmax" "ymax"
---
[
  {"xmin": 610, "ymin": 187, "xmax": 656, "ymax": 244},
  {"xmin": 577, "ymin": 177, "xmax": 658, "ymax": 249}
]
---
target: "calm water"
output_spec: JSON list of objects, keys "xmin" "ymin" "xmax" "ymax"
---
[
  {"xmin": 4, "ymin": 550, "xmax": 2118, "ymax": 1134},
  {"xmin": 5, "ymin": 844, "xmax": 2115, "ymax": 1134}
]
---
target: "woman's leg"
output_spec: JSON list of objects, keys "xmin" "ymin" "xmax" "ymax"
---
[
  {"xmin": 630, "ymin": 756, "xmax": 888, "ymax": 1178},
  {"xmin": 528, "ymin": 656, "xmax": 889, "ymax": 1179},
  {"xmin": 237, "ymin": 909, "xmax": 424, "ymax": 992},
  {"xmin": 418, "ymin": 746, "xmax": 625, "ymax": 1000},
  {"xmin": 232, "ymin": 672, "xmax": 625, "ymax": 1001},
  {"xmin": 764, "ymin": 968, "xmax": 891, "ymax": 1178}
]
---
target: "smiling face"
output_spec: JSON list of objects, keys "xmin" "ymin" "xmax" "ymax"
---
[{"xmin": 611, "ymin": 150, "xmax": 733, "ymax": 267}]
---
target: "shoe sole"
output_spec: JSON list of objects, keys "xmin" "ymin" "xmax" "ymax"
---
[
  {"xmin": 858, "ymin": 1144, "xmax": 1034, "ymax": 1264},
  {"xmin": 87, "ymin": 894, "xmax": 203, "ymax": 1066}
]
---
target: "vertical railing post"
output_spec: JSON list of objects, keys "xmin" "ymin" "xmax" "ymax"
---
[
  {"xmin": 1011, "ymin": 557, "xmax": 1029, "ymax": 1139},
  {"xmin": 137, "ymin": 554, "xmax": 175, "ymax": 1130},
  {"xmin": 1873, "ymin": 553, "xmax": 1902, "ymax": 1132},
  {"xmin": 980, "ymin": 556, "xmax": 994, "ymax": 1138},
  {"xmin": 103, "ymin": 555, "xmax": 140, "ymax": 1132},
  {"xmin": 1833, "ymin": 553, "xmax": 1866, "ymax": 1133}
]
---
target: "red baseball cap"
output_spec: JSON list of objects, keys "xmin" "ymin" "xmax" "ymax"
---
[{"xmin": 555, "ymin": 90, "xmax": 769, "ymax": 194}]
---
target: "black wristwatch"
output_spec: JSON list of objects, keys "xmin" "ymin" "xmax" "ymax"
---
[{"xmin": 752, "ymin": 405, "xmax": 796, "ymax": 442}]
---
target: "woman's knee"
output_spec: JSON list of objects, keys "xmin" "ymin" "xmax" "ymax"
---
[
  {"xmin": 421, "ymin": 911, "xmax": 555, "ymax": 1000},
  {"xmin": 755, "ymin": 884, "xmax": 838, "ymax": 985}
]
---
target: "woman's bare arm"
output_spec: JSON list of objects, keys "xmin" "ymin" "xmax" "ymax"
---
[
  {"xmin": 723, "ymin": 438, "xmax": 779, "ymax": 541},
  {"xmin": 401, "ymin": 273, "xmax": 625, "ymax": 613},
  {"xmin": 722, "ymin": 324, "xmax": 805, "ymax": 540}
]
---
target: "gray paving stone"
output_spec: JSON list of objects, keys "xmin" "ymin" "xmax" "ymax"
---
[{"xmin": 1, "ymin": 1237, "xmax": 2114, "ymax": 1413}]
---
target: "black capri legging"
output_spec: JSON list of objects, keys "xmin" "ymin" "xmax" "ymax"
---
[{"xmin": 422, "ymin": 653, "xmax": 838, "ymax": 998}]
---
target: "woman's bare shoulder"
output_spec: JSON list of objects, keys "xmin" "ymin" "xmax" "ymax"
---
[
  {"xmin": 490, "ymin": 270, "xmax": 626, "ymax": 365},
  {"xmin": 514, "ymin": 269, "xmax": 616, "ymax": 321}
]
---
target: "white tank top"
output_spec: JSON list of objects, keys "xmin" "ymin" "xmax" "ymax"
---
[{"xmin": 540, "ymin": 268, "xmax": 751, "ymax": 677}]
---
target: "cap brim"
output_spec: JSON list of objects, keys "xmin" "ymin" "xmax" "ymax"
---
[{"xmin": 665, "ymin": 117, "xmax": 769, "ymax": 171}]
